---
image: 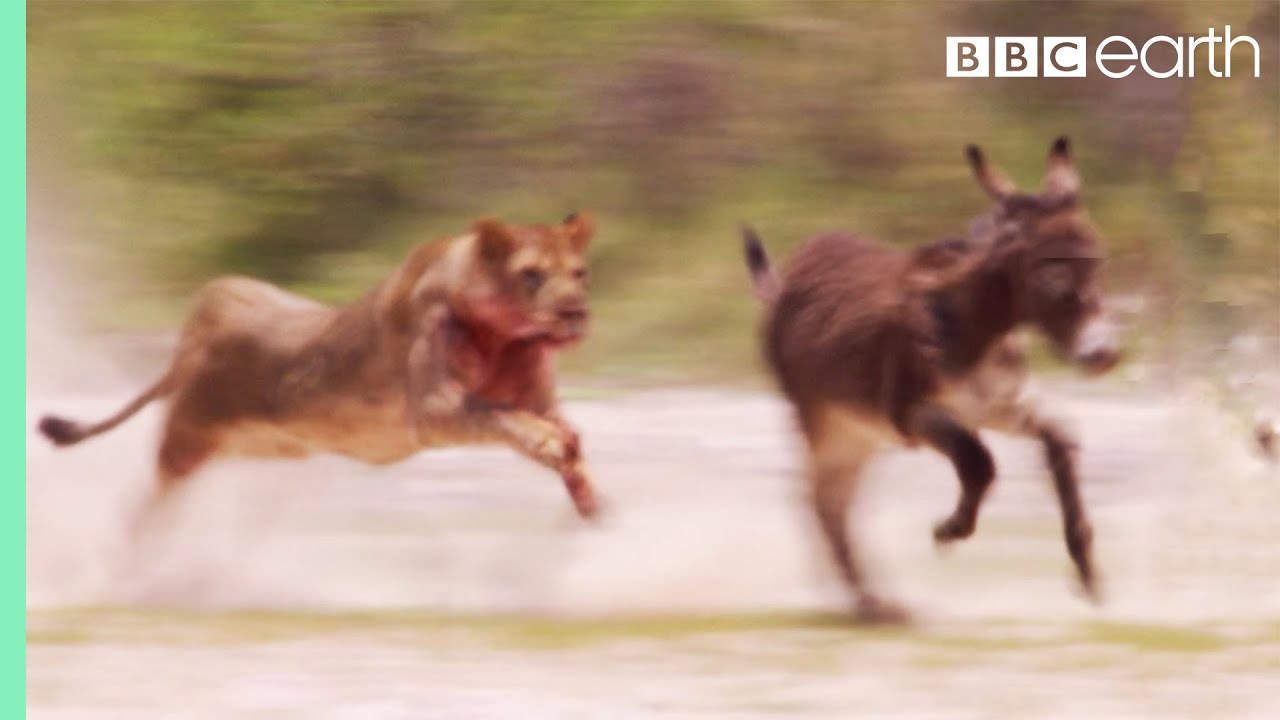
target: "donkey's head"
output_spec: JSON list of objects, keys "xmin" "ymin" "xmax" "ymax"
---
[{"xmin": 965, "ymin": 137, "xmax": 1120, "ymax": 375}]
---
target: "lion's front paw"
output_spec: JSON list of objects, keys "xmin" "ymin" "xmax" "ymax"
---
[
  {"xmin": 532, "ymin": 422, "xmax": 580, "ymax": 467},
  {"xmin": 532, "ymin": 431, "xmax": 567, "ymax": 463},
  {"xmin": 562, "ymin": 468, "xmax": 601, "ymax": 521},
  {"xmin": 557, "ymin": 425, "xmax": 581, "ymax": 465}
]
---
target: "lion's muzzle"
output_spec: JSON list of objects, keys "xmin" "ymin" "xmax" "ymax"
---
[{"xmin": 551, "ymin": 302, "xmax": 590, "ymax": 344}]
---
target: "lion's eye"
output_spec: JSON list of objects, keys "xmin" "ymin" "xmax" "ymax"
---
[
  {"xmin": 519, "ymin": 268, "xmax": 546, "ymax": 292},
  {"xmin": 572, "ymin": 267, "xmax": 588, "ymax": 282}
]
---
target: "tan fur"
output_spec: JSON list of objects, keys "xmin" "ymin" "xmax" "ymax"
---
[{"xmin": 38, "ymin": 213, "xmax": 601, "ymax": 531}]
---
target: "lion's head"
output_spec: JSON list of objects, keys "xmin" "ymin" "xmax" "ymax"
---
[{"xmin": 462, "ymin": 213, "xmax": 595, "ymax": 347}]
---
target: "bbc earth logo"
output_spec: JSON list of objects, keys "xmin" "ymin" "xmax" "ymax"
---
[{"xmin": 947, "ymin": 26, "xmax": 1261, "ymax": 78}]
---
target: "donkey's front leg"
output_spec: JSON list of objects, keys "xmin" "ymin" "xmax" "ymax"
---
[
  {"xmin": 978, "ymin": 385, "xmax": 1099, "ymax": 601},
  {"xmin": 994, "ymin": 402, "xmax": 1099, "ymax": 600},
  {"xmin": 956, "ymin": 336, "xmax": 1100, "ymax": 600},
  {"xmin": 1035, "ymin": 417, "xmax": 1097, "ymax": 600},
  {"xmin": 910, "ymin": 403, "xmax": 997, "ymax": 544}
]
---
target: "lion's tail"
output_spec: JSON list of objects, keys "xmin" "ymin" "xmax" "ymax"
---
[
  {"xmin": 741, "ymin": 224, "xmax": 779, "ymax": 303},
  {"xmin": 38, "ymin": 373, "xmax": 174, "ymax": 447}
]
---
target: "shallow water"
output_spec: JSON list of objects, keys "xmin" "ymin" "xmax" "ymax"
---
[{"xmin": 26, "ymin": 383, "xmax": 1280, "ymax": 718}]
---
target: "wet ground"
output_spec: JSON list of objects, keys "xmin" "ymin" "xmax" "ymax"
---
[{"xmin": 26, "ymin": 383, "xmax": 1280, "ymax": 719}]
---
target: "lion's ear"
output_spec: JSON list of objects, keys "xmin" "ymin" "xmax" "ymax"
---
[
  {"xmin": 473, "ymin": 217, "xmax": 515, "ymax": 266},
  {"xmin": 562, "ymin": 211, "xmax": 595, "ymax": 252}
]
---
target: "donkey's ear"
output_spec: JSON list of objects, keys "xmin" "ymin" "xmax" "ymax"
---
[
  {"xmin": 1041, "ymin": 135, "xmax": 1080, "ymax": 200},
  {"xmin": 473, "ymin": 217, "xmax": 516, "ymax": 266},
  {"xmin": 965, "ymin": 144, "xmax": 1018, "ymax": 201},
  {"xmin": 562, "ymin": 211, "xmax": 595, "ymax": 252}
]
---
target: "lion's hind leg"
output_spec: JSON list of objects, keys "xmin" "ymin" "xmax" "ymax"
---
[{"xmin": 130, "ymin": 415, "xmax": 221, "ymax": 547}]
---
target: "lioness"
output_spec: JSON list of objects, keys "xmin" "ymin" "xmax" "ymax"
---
[{"xmin": 38, "ymin": 213, "xmax": 600, "ymax": 529}]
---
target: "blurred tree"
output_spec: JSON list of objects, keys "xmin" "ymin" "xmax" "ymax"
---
[{"xmin": 26, "ymin": 0, "xmax": 1280, "ymax": 378}]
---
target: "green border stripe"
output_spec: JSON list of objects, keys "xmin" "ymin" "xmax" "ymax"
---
[{"xmin": 13, "ymin": 0, "xmax": 27, "ymax": 714}]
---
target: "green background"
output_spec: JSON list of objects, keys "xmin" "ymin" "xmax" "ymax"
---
[{"xmin": 25, "ymin": 0, "xmax": 1279, "ymax": 387}]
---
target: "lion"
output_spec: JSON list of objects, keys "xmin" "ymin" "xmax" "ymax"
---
[{"xmin": 37, "ymin": 213, "xmax": 601, "ymax": 533}]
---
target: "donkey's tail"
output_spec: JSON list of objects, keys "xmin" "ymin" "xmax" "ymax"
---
[
  {"xmin": 37, "ymin": 373, "xmax": 174, "ymax": 447},
  {"xmin": 741, "ymin": 224, "xmax": 780, "ymax": 303}
]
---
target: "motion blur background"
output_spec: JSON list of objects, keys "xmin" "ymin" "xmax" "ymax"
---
[{"xmin": 28, "ymin": 0, "xmax": 1280, "ymax": 391}]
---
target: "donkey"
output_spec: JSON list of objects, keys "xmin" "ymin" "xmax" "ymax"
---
[{"xmin": 743, "ymin": 137, "xmax": 1120, "ymax": 623}]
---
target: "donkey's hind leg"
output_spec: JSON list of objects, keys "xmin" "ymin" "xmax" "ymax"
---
[{"xmin": 804, "ymin": 407, "xmax": 910, "ymax": 624}]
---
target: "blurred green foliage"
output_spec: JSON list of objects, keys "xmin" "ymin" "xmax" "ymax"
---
[{"xmin": 27, "ymin": 0, "xmax": 1280, "ymax": 380}]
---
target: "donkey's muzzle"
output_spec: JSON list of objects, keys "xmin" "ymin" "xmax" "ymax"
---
[{"xmin": 1072, "ymin": 314, "xmax": 1120, "ymax": 376}]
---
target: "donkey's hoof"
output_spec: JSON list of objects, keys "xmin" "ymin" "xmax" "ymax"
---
[
  {"xmin": 1076, "ymin": 574, "xmax": 1104, "ymax": 605},
  {"xmin": 855, "ymin": 595, "xmax": 912, "ymax": 626},
  {"xmin": 932, "ymin": 515, "xmax": 974, "ymax": 544}
]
